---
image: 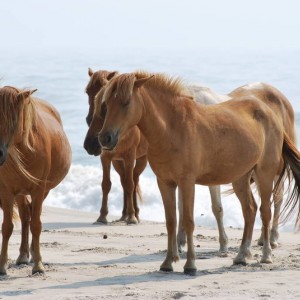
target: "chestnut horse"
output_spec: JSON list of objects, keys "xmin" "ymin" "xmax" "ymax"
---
[
  {"xmin": 98, "ymin": 72, "xmax": 300, "ymax": 275},
  {"xmin": 0, "ymin": 86, "xmax": 71, "ymax": 275},
  {"xmin": 84, "ymin": 69, "xmax": 148, "ymax": 224},
  {"xmin": 178, "ymin": 84, "xmax": 296, "ymax": 251}
]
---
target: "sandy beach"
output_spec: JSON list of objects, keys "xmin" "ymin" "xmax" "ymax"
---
[{"xmin": 0, "ymin": 206, "xmax": 299, "ymax": 299}]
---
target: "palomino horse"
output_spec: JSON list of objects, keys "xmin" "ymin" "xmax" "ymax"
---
[
  {"xmin": 84, "ymin": 68, "xmax": 148, "ymax": 224},
  {"xmin": 0, "ymin": 86, "xmax": 71, "ymax": 275},
  {"xmin": 98, "ymin": 72, "xmax": 300, "ymax": 275}
]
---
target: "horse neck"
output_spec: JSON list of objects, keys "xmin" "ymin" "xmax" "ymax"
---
[{"xmin": 137, "ymin": 87, "xmax": 191, "ymax": 150}]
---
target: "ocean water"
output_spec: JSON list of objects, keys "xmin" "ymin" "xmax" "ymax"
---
[{"xmin": 1, "ymin": 47, "xmax": 300, "ymax": 231}]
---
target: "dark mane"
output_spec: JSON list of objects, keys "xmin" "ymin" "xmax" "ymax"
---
[{"xmin": 85, "ymin": 70, "xmax": 116, "ymax": 92}]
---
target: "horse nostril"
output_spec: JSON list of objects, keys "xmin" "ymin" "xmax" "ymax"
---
[
  {"xmin": 0, "ymin": 146, "xmax": 7, "ymax": 165},
  {"xmin": 105, "ymin": 135, "xmax": 112, "ymax": 145},
  {"xmin": 99, "ymin": 133, "xmax": 113, "ymax": 147}
]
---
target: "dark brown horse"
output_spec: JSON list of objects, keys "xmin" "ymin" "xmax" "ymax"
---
[
  {"xmin": 84, "ymin": 69, "xmax": 148, "ymax": 224},
  {"xmin": 0, "ymin": 86, "xmax": 71, "ymax": 275},
  {"xmin": 98, "ymin": 72, "xmax": 300, "ymax": 275}
]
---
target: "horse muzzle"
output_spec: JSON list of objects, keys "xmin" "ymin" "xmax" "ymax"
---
[
  {"xmin": 0, "ymin": 145, "xmax": 8, "ymax": 166},
  {"xmin": 98, "ymin": 131, "xmax": 118, "ymax": 151},
  {"xmin": 83, "ymin": 136, "xmax": 102, "ymax": 156}
]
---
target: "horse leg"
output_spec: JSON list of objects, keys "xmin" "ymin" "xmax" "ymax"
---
[
  {"xmin": 257, "ymin": 175, "xmax": 283, "ymax": 249},
  {"xmin": 271, "ymin": 175, "xmax": 283, "ymax": 248},
  {"xmin": 209, "ymin": 185, "xmax": 228, "ymax": 253},
  {"xmin": 178, "ymin": 179, "xmax": 197, "ymax": 275},
  {"xmin": 30, "ymin": 192, "xmax": 46, "ymax": 274},
  {"xmin": 177, "ymin": 188, "xmax": 186, "ymax": 253},
  {"xmin": 112, "ymin": 160, "xmax": 127, "ymax": 221},
  {"xmin": 0, "ymin": 195, "xmax": 14, "ymax": 275},
  {"xmin": 232, "ymin": 173, "xmax": 257, "ymax": 265},
  {"xmin": 132, "ymin": 155, "xmax": 147, "ymax": 222},
  {"xmin": 255, "ymin": 172, "xmax": 274, "ymax": 264},
  {"xmin": 96, "ymin": 155, "xmax": 112, "ymax": 224},
  {"xmin": 16, "ymin": 195, "xmax": 31, "ymax": 265},
  {"xmin": 157, "ymin": 178, "xmax": 178, "ymax": 272},
  {"xmin": 123, "ymin": 155, "xmax": 138, "ymax": 224}
]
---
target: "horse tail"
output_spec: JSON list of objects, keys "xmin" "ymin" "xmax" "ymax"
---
[
  {"xmin": 135, "ymin": 183, "xmax": 143, "ymax": 203},
  {"xmin": 277, "ymin": 132, "xmax": 300, "ymax": 229}
]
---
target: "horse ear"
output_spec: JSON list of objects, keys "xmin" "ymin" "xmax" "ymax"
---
[
  {"xmin": 88, "ymin": 68, "xmax": 94, "ymax": 77},
  {"xmin": 107, "ymin": 71, "xmax": 118, "ymax": 81},
  {"xmin": 17, "ymin": 89, "xmax": 37, "ymax": 102},
  {"xmin": 134, "ymin": 75, "xmax": 154, "ymax": 89}
]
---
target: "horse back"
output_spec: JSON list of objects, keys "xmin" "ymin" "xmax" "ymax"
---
[{"xmin": 229, "ymin": 82, "xmax": 295, "ymax": 140}]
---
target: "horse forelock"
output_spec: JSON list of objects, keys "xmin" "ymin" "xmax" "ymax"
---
[
  {"xmin": 102, "ymin": 73, "xmax": 135, "ymax": 104},
  {"xmin": 94, "ymin": 86, "xmax": 107, "ymax": 116}
]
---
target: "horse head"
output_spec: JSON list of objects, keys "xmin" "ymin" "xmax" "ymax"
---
[
  {"xmin": 84, "ymin": 80, "xmax": 110, "ymax": 156},
  {"xmin": 85, "ymin": 68, "xmax": 118, "ymax": 126},
  {"xmin": 98, "ymin": 73, "xmax": 152, "ymax": 151}
]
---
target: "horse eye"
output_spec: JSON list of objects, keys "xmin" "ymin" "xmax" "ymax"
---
[{"xmin": 122, "ymin": 101, "xmax": 129, "ymax": 107}]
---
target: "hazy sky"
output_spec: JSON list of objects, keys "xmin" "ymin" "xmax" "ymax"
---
[{"xmin": 1, "ymin": 0, "xmax": 300, "ymax": 52}]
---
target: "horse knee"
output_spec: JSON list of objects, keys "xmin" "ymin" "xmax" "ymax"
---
[
  {"xmin": 101, "ymin": 180, "xmax": 112, "ymax": 194},
  {"xmin": 2, "ymin": 221, "xmax": 14, "ymax": 239}
]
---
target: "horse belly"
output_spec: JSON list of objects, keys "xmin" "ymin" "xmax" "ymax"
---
[{"xmin": 196, "ymin": 144, "xmax": 261, "ymax": 185}]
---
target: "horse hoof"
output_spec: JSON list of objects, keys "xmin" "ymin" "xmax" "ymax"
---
[
  {"xmin": 219, "ymin": 246, "xmax": 228, "ymax": 255},
  {"xmin": 257, "ymin": 239, "xmax": 263, "ymax": 246},
  {"xmin": 159, "ymin": 266, "xmax": 173, "ymax": 273},
  {"xmin": 184, "ymin": 268, "xmax": 197, "ymax": 276},
  {"xmin": 16, "ymin": 258, "xmax": 30, "ymax": 265},
  {"xmin": 94, "ymin": 216, "xmax": 108, "ymax": 224},
  {"xmin": 0, "ymin": 270, "xmax": 7, "ymax": 276},
  {"xmin": 233, "ymin": 257, "xmax": 247, "ymax": 266},
  {"xmin": 271, "ymin": 241, "xmax": 278, "ymax": 249},
  {"xmin": 126, "ymin": 217, "xmax": 138, "ymax": 225},
  {"xmin": 93, "ymin": 220, "xmax": 108, "ymax": 225},
  {"xmin": 260, "ymin": 257, "xmax": 273, "ymax": 264},
  {"xmin": 32, "ymin": 269, "xmax": 45, "ymax": 275}
]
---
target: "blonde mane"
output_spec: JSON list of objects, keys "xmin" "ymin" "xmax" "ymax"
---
[
  {"xmin": 135, "ymin": 71, "xmax": 193, "ymax": 97},
  {"xmin": 1, "ymin": 86, "xmax": 37, "ymax": 150},
  {"xmin": 0, "ymin": 86, "xmax": 39, "ymax": 183},
  {"xmin": 103, "ymin": 71, "xmax": 193, "ymax": 104}
]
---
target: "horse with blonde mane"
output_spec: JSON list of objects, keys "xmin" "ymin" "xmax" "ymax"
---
[
  {"xmin": 98, "ymin": 71, "xmax": 300, "ymax": 275},
  {"xmin": 84, "ymin": 68, "xmax": 148, "ymax": 224},
  {"xmin": 0, "ymin": 86, "xmax": 71, "ymax": 275}
]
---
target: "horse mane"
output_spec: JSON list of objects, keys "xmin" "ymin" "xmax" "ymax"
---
[
  {"xmin": 103, "ymin": 71, "xmax": 193, "ymax": 104},
  {"xmin": 135, "ymin": 71, "xmax": 193, "ymax": 98},
  {"xmin": 85, "ymin": 70, "xmax": 117, "ymax": 93},
  {"xmin": 1, "ymin": 86, "xmax": 37, "ymax": 150},
  {"xmin": 0, "ymin": 86, "xmax": 39, "ymax": 184}
]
